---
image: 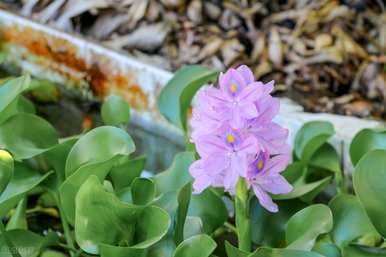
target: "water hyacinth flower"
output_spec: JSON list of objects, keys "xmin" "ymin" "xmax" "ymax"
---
[{"xmin": 189, "ymin": 65, "xmax": 292, "ymax": 212}]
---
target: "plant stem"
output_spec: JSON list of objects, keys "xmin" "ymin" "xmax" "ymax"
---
[
  {"xmin": 337, "ymin": 141, "xmax": 347, "ymax": 194},
  {"xmin": 224, "ymin": 222, "xmax": 237, "ymax": 233},
  {"xmin": 55, "ymin": 193, "xmax": 75, "ymax": 257},
  {"xmin": 235, "ymin": 177, "xmax": 251, "ymax": 252}
]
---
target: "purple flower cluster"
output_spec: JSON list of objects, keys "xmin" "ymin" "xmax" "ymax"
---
[{"xmin": 189, "ymin": 65, "xmax": 292, "ymax": 212}]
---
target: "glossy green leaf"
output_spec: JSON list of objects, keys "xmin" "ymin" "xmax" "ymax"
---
[
  {"xmin": 0, "ymin": 230, "xmax": 58, "ymax": 257},
  {"xmin": 225, "ymin": 241, "xmax": 249, "ymax": 257},
  {"xmin": 172, "ymin": 234, "xmax": 216, "ymax": 257},
  {"xmin": 131, "ymin": 177, "xmax": 155, "ymax": 205},
  {"xmin": 110, "ymin": 155, "xmax": 146, "ymax": 190},
  {"xmin": 60, "ymin": 157, "xmax": 120, "ymax": 224},
  {"xmin": 294, "ymin": 121, "xmax": 335, "ymax": 162},
  {"xmin": 158, "ymin": 65, "xmax": 219, "ymax": 130},
  {"xmin": 0, "ymin": 75, "xmax": 31, "ymax": 115},
  {"xmin": 154, "ymin": 152, "xmax": 195, "ymax": 194},
  {"xmin": 148, "ymin": 238, "xmax": 176, "ymax": 257},
  {"xmin": 353, "ymin": 149, "xmax": 386, "ymax": 237},
  {"xmin": 99, "ymin": 244, "xmax": 146, "ymax": 257},
  {"xmin": 350, "ymin": 128, "xmax": 386, "ymax": 166},
  {"xmin": 0, "ymin": 113, "xmax": 58, "ymax": 160},
  {"xmin": 342, "ymin": 245, "xmax": 386, "ymax": 257},
  {"xmin": 6, "ymin": 197, "xmax": 27, "ymax": 230},
  {"xmin": 329, "ymin": 194, "xmax": 378, "ymax": 248},
  {"xmin": 0, "ymin": 95, "xmax": 36, "ymax": 125},
  {"xmin": 183, "ymin": 216, "xmax": 203, "ymax": 240},
  {"xmin": 0, "ymin": 150, "xmax": 13, "ymax": 194},
  {"xmin": 101, "ymin": 95, "xmax": 131, "ymax": 127},
  {"xmin": 313, "ymin": 241, "xmax": 341, "ymax": 257},
  {"xmin": 0, "ymin": 163, "xmax": 52, "ymax": 217},
  {"xmin": 281, "ymin": 162, "xmax": 305, "ymax": 184},
  {"xmin": 75, "ymin": 176, "xmax": 170, "ymax": 254},
  {"xmin": 65, "ymin": 126, "xmax": 135, "ymax": 177},
  {"xmin": 40, "ymin": 250, "xmax": 68, "ymax": 257},
  {"xmin": 60, "ymin": 126, "xmax": 135, "ymax": 223},
  {"xmin": 43, "ymin": 138, "xmax": 78, "ymax": 186},
  {"xmin": 174, "ymin": 182, "xmax": 192, "ymax": 245},
  {"xmin": 273, "ymin": 176, "xmax": 332, "ymax": 200},
  {"xmin": 310, "ymin": 143, "xmax": 341, "ymax": 173},
  {"xmin": 250, "ymin": 198, "xmax": 307, "ymax": 247},
  {"xmin": 249, "ymin": 247, "xmax": 325, "ymax": 257},
  {"xmin": 286, "ymin": 204, "xmax": 333, "ymax": 250},
  {"xmin": 17, "ymin": 96, "xmax": 36, "ymax": 114},
  {"xmin": 189, "ymin": 189, "xmax": 228, "ymax": 233}
]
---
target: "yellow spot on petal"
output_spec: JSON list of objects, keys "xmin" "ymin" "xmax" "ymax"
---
[
  {"xmin": 227, "ymin": 134, "xmax": 235, "ymax": 143},
  {"xmin": 230, "ymin": 83, "xmax": 237, "ymax": 93},
  {"xmin": 257, "ymin": 160, "xmax": 264, "ymax": 170}
]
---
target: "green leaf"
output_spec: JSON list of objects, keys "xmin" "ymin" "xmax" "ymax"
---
[
  {"xmin": 75, "ymin": 176, "xmax": 170, "ymax": 255},
  {"xmin": 0, "ymin": 113, "xmax": 58, "ymax": 160},
  {"xmin": 65, "ymin": 126, "xmax": 135, "ymax": 178},
  {"xmin": 313, "ymin": 241, "xmax": 341, "ymax": 257},
  {"xmin": 0, "ymin": 163, "xmax": 52, "ymax": 218},
  {"xmin": 154, "ymin": 152, "xmax": 195, "ymax": 194},
  {"xmin": 250, "ymin": 198, "xmax": 307, "ymax": 247},
  {"xmin": 329, "ymin": 194, "xmax": 378, "ymax": 248},
  {"xmin": 294, "ymin": 121, "xmax": 335, "ymax": 162},
  {"xmin": 6, "ymin": 197, "xmax": 27, "ymax": 230},
  {"xmin": 350, "ymin": 128, "xmax": 386, "ymax": 166},
  {"xmin": 172, "ymin": 234, "xmax": 216, "ymax": 257},
  {"xmin": 101, "ymin": 95, "xmax": 131, "ymax": 127},
  {"xmin": 131, "ymin": 177, "xmax": 155, "ymax": 205},
  {"xmin": 225, "ymin": 241, "xmax": 249, "ymax": 257},
  {"xmin": 249, "ymin": 247, "xmax": 325, "ymax": 257},
  {"xmin": 60, "ymin": 126, "xmax": 135, "ymax": 223},
  {"xmin": 158, "ymin": 65, "xmax": 219, "ymax": 130},
  {"xmin": 43, "ymin": 138, "xmax": 78, "ymax": 186},
  {"xmin": 174, "ymin": 182, "xmax": 192, "ymax": 245},
  {"xmin": 189, "ymin": 189, "xmax": 228, "ymax": 234},
  {"xmin": 281, "ymin": 162, "xmax": 305, "ymax": 184},
  {"xmin": 310, "ymin": 143, "xmax": 341, "ymax": 173},
  {"xmin": 0, "ymin": 230, "xmax": 58, "ymax": 257},
  {"xmin": 148, "ymin": 238, "xmax": 176, "ymax": 257},
  {"xmin": 342, "ymin": 245, "xmax": 386, "ymax": 257},
  {"xmin": 353, "ymin": 149, "xmax": 386, "ymax": 237},
  {"xmin": 273, "ymin": 176, "xmax": 332, "ymax": 200},
  {"xmin": 40, "ymin": 250, "xmax": 68, "ymax": 257},
  {"xmin": 183, "ymin": 216, "xmax": 203, "ymax": 240},
  {"xmin": 17, "ymin": 96, "xmax": 36, "ymax": 114},
  {"xmin": 0, "ymin": 150, "xmax": 14, "ymax": 194},
  {"xmin": 99, "ymin": 244, "xmax": 147, "ymax": 257},
  {"xmin": 286, "ymin": 204, "xmax": 333, "ymax": 251},
  {"xmin": 60, "ymin": 158, "xmax": 120, "ymax": 224},
  {"xmin": 0, "ymin": 75, "xmax": 31, "ymax": 116},
  {"xmin": 109, "ymin": 155, "xmax": 146, "ymax": 190},
  {"xmin": 0, "ymin": 95, "xmax": 36, "ymax": 125}
]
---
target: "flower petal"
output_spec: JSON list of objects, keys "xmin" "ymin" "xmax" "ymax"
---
[
  {"xmin": 239, "ymin": 102, "xmax": 259, "ymax": 120},
  {"xmin": 256, "ymin": 174, "xmax": 293, "ymax": 194},
  {"xmin": 263, "ymin": 154, "xmax": 290, "ymax": 174},
  {"xmin": 236, "ymin": 65, "xmax": 254, "ymax": 84},
  {"xmin": 252, "ymin": 185, "xmax": 279, "ymax": 213},
  {"xmin": 219, "ymin": 68, "xmax": 247, "ymax": 96},
  {"xmin": 195, "ymin": 134, "xmax": 228, "ymax": 157}
]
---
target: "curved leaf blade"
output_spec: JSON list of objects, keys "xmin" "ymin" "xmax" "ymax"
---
[
  {"xmin": 286, "ymin": 204, "xmax": 333, "ymax": 251},
  {"xmin": 353, "ymin": 149, "xmax": 386, "ymax": 237},
  {"xmin": 158, "ymin": 65, "xmax": 219, "ymax": 130}
]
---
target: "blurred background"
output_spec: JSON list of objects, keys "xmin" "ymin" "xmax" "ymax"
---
[{"xmin": 0, "ymin": 0, "xmax": 385, "ymax": 119}]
